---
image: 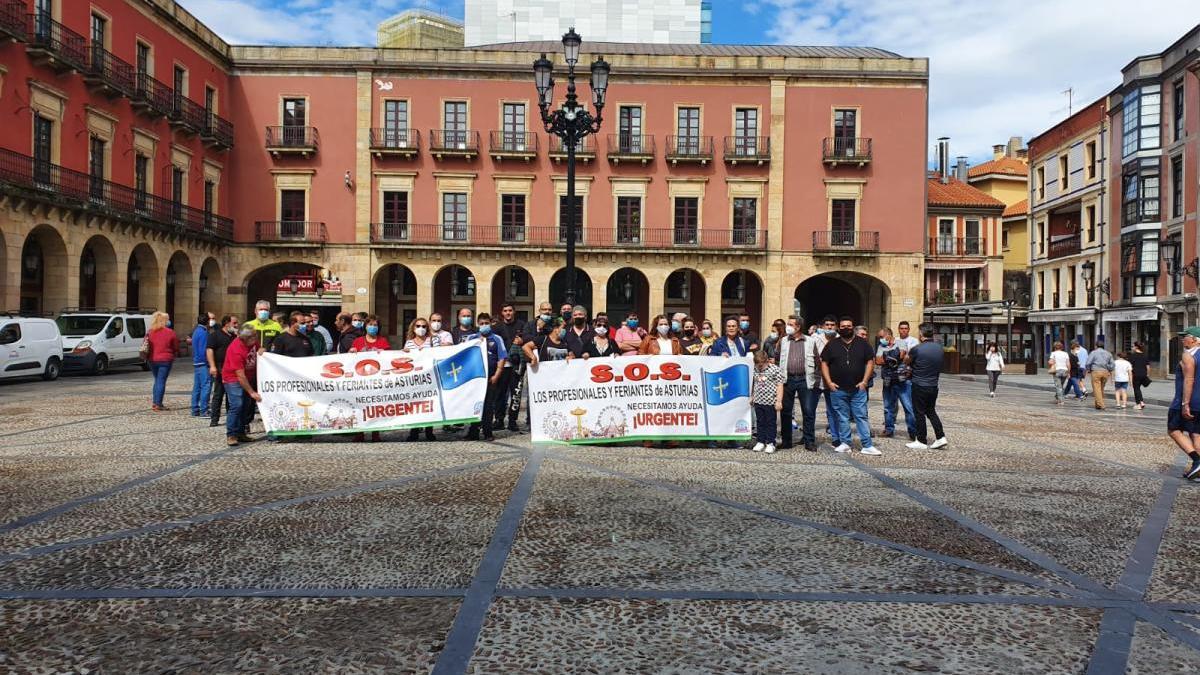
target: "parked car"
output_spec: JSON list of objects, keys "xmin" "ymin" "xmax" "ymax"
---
[
  {"xmin": 57, "ymin": 308, "xmax": 155, "ymax": 375},
  {"xmin": 0, "ymin": 314, "xmax": 64, "ymax": 381}
]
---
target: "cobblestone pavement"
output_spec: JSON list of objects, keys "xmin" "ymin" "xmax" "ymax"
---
[{"xmin": 0, "ymin": 368, "xmax": 1197, "ymax": 673}]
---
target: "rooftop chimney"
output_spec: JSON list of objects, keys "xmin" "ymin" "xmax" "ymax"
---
[
  {"xmin": 955, "ymin": 156, "xmax": 969, "ymax": 182},
  {"xmin": 1007, "ymin": 136, "xmax": 1023, "ymax": 158},
  {"xmin": 937, "ymin": 137, "xmax": 950, "ymax": 184},
  {"xmin": 993, "ymin": 144, "xmax": 1005, "ymax": 160}
]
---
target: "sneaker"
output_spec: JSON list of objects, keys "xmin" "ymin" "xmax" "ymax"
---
[
  {"xmin": 833, "ymin": 443, "xmax": 851, "ymax": 453},
  {"xmin": 860, "ymin": 446, "xmax": 882, "ymax": 456},
  {"xmin": 1185, "ymin": 458, "xmax": 1200, "ymax": 480},
  {"xmin": 764, "ymin": 444, "xmax": 776, "ymax": 454},
  {"xmin": 236, "ymin": 434, "xmax": 255, "ymax": 444},
  {"xmin": 226, "ymin": 435, "xmax": 239, "ymax": 446},
  {"xmin": 905, "ymin": 440, "xmax": 928, "ymax": 450},
  {"xmin": 752, "ymin": 442, "xmax": 765, "ymax": 452},
  {"xmin": 989, "ymin": 392, "xmax": 995, "ymax": 398},
  {"xmin": 929, "ymin": 437, "xmax": 949, "ymax": 449},
  {"xmin": 881, "ymin": 430, "xmax": 894, "ymax": 438}
]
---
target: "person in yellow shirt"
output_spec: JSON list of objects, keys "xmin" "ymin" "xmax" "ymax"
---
[{"xmin": 244, "ymin": 299, "xmax": 283, "ymax": 352}]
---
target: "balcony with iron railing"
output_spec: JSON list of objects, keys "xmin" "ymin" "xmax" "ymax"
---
[
  {"xmin": 548, "ymin": 135, "xmax": 596, "ymax": 163},
  {"xmin": 266, "ymin": 126, "xmax": 319, "ymax": 156},
  {"xmin": 82, "ymin": 44, "xmax": 136, "ymax": 99},
  {"xmin": 489, "ymin": 131, "xmax": 538, "ymax": 161},
  {"xmin": 813, "ymin": 230, "xmax": 880, "ymax": 254},
  {"xmin": 0, "ymin": 1, "xmax": 25, "ymax": 41},
  {"xmin": 607, "ymin": 134, "xmax": 655, "ymax": 164},
  {"xmin": 1047, "ymin": 233, "xmax": 1081, "ymax": 260},
  {"xmin": 927, "ymin": 288, "xmax": 991, "ymax": 305},
  {"xmin": 26, "ymin": 13, "xmax": 87, "ymax": 72},
  {"xmin": 368, "ymin": 128, "xmax": 419, "ymax": 158},
  {"xmin": 723, "ymin": 136, "xmax": 771, "ymax": 165},
  {"xmin": 928, "ymin": 237, "xmax": 986, "ymax": 257},
  {"xmin": 133, "ymin": 72, "xmax": 174, "ymax": 118},
  {"xmin": 169, "ymin": 93, "xmax": 208, "ymax": 135},
  {"xmin": 822, "ymin": 137, "xmax": 872, "ymax": 166},
  {"xmin": 254, "ymin": 221, "xmax": 327, "ymax": 244},
  {"xmin": 201, "ymin": 112, "xmax": 234, "ymax": 149},
  {"xmin": 369, "ymin": 223, "xmax": 766, "ymax": 250},
  {"xmin": 429, "ymin": 129, "xmax": 479, "ymax": 159},
  {"xmin": 0, "ymin": 147, "xmax": 232, "ymax": 240},
  {"xmin": 666, "ymin": 135, "xmax": 714, "ymax": 165}
]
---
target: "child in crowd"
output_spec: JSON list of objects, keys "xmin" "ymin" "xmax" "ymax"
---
[
  {"xmin": 750, "ymin": 348, "xmax": 785, "ymax": 454},
  {"xmin": 1113, "ymin": 352, "xmax": 1133, "ymax": 409}
]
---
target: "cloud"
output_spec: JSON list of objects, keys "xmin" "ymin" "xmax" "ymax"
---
[
  {"xmin": 179, "ymin": 0, "xmax": 456, "ymax": 45},
  {"xmin": 761, "ymin": 0, "xmax": 1200, "ymax": 163}
]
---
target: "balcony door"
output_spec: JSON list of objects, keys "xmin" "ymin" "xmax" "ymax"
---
[
  {"xmin": 383, "ymin": 100, "xmax": 408, "ymax": 147},
  {"xmin": 382, "ymin": 191, "xmax": 408, "ymax": 240},
  {"xmin": 676, "ymin": 107, "xmax": 700, "ymax": 154},
  {"xmin": 964, "ymin": 219, "xmax": 981, "ymax": 255},
  {"xmin": 937, "ymin": 218, "xmax": 955, "ymax": 254},
  {"xmin": 282, "ymin": 98, "xmax": 306, "ymax": 146},
  {"xmin": 502, "ymin": 103, "xmax": 526, "ymax": 150},
  {"xmin": 442, "ymin": 193, "xmax": 467, "ymax": 241},
  {"xmin": 831, "ymin": 199, "xmax": 855, "ymax": 246},
  {"xmin": 33, "ymin": 0, "xmax": 50, "ymax": 38},
  {"xmin": 88, "ymin": 136, "xmax": 105, "ymax": 202},
  {"xmin": 90, "ymin": 13, "xmax": 106, "ymax": 64},
  {"xmin": 444, "ymin": 101, "xmax": 467, "ymax": 147},
  {"xmin": 171, "ymin": 167, "xmax": 184, "ymax": 223},
  {"xmin": 280, "ymin": 189, "xmax": 305, "ymax": 238},
  {"xmin": 734, "ymin": 108, "xmax": 758, "ymax": 155},
  {"xmin": 32, "ymin": 114, "xmax": 53, "ymax": 186},
  {"xmin": 618, "ymin": 106, "xmax": 642, "ymax": 153},
  {"xmin": 833, "ymin": 109, "xmax": 857, "ymax": 156},
  {"xmin": 134, "ymin": 154, "xmax": 149, "ymax": 212},
  {"xmin": 673, "ymin": 197, "xmax": 698, "ymax": 245},
  {"xmin": 616, "ymin": 196, "xmax": 641, "ymax": 244}
]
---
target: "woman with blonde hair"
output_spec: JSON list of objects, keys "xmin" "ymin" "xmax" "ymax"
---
[
  {"xmin": 145, "ymin": 311, "xmax": 179, "ymax": 411},
  {"xmin": 403, "ymin": 317, "xmax": 438, "ymax": 351}
]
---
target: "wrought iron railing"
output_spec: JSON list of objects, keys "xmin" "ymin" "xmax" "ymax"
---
[
  {"xmin": 822, "ymin": 137, "xmax": 873, "ymax": 162},
  {"xmin": 134, "ymin": 72, "xmax": 174, "ymax": 117},
  {"xmin": 666, "ymin": 135, "xmax": 714, "ymax": 160},
  {"xmin": 369, "ymin": 128, "xmax": 419, "ymax": 150},
  {"xmin": 929, "ymin": 237, "xmax": 987, "ymax": 256},
  {"xmin": 84, "ymin": 45, "xmax": 137, "ymax": 97},
  {"xmin": 429, "ymin": 129, "xmax": 479, "ymax": 152},
  {"xmin": 489, "ymin": 131, "xmax": 539, "ymax": 154},
  {"xmin": 813, "ymin": 230, "xmax": 879, "ymax": 252},
  {"xmin": 367, "ymin": 224, "xmax": 766, "ymax": 250},
  {"xmin": 723, "ymin": 135, "xmax": 771, "ymax": 161},
  {"xmin": 607, "ymin": 134, "xmax": 655, "ymax": 156},
  {"xmin": 26, "ymin": 12, "xmax": 87, "ymax": 70},
  {"xmin": 254, "ymin": 221, "xmax": 326, "ymax": 243},
  {"xmin": 266, "ymin": 126, "xmax": 319, "ymax": 149}
]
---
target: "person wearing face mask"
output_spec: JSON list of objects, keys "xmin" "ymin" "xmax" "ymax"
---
[
  {"xmin": 245, "ymin": 299, "xmax": 283, "ymax": 352},
  {"xmin": 679, "ymin": 317, "xmax": 704, "ymax": 355},
  {"xmin": 145, "ymin": 311, "xmax": 179, "ymax": 412},
  {"xmin": 709, "ymin": 317, "xmax": 749, "ymax": 357},
  {"xmin": 222, "ymin": 326, "xmax": 261, "ymax": 446},
  {"xmin": 807, "ymin": 315, "xmax": 841, "ymax": 446},
  {"xmin": 564, "ymin": 305, "xmax": 594, "ymax": 358},
  {"xmin": 738, "ymin": 313, "xmax": 761, "ymax": 353},
  {"xmin": 206, "ymin": 315, "xmax": 238, "ymax": 428},
  {"xmin": 819, "ymin": 316, "xmax": 881, "ymax": 456},
  {"xmin": 639, "ymin": 314, "xmax": 683, "ymax": 355},
  {"xmin": 777, "ymin": 315, "xmax": 815, "ymax": 451},
  {"xmin": 190, "ymin": 313, "xmax": 215, "ymax": 417},
  {"xmin": 584, "ymin": 317, "xmax": 620, "ymax": 358},
  {"xmin": 615, "ymin": 312, "xmax": 645, "ymax": 356},
  {"xmin": 271, "ymin": 311, "xmax": 316, "ymax": 358},
  {"xmin": 428, "ymin": 312, "xmax": 454, "ymax": 346},
  {"xmin": 466, "ymin": 313, "xmax": 509, "ymax": 442},
  {"xmin": 763, "ymin": 319, "xmax": 787, "ymax": 363},
  {"xmin": 876, "ymin": 327, "xmax": 916, "ymax": 441},
  {"xmin": 493, "ymin": 303, "xmax": 527, "ymax": 432},
  {"xmin": 335, "ymin": 312, "xmax": 364, "ymax": 354},
  {"xmin": 350, "ymin": 315, "xmax": 391, "ymax": 353},
  {"xmin": 400, "ymin": 318, "xmax": 438, "ymax": 442},
  {"xmin": 309, "ymin": 309, "xmax": 333, "ymax": 354},
  {"xmin": 451, "ymin": 308, "xmax": 477, "ymax": 344},
  {"xmin": 698, "ymin": 319, "xmax": 717, "ymax": 354},
  {"xmin": 523, "ymin": 317, "xmax": 572, "ymax": 367},
  {"xmin": 560, "ymin": 303, "xmax": 574, "ymax": 325}
]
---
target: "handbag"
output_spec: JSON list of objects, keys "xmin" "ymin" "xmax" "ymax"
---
[{"xmin": 138, "ymin": 335, "xmax": 151, "ymax": 359}]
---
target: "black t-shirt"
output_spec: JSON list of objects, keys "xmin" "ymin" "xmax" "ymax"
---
[
  {"xmin": 337, "ymin": 328, "xmax": 362, "ymax": 354},
  {"xmin": 494, "ymin": 319, "xmax": 526, "ymax": 350},
  {"xmin": 679, "ymin": 335, "xmax": 704, "ymax": 355},
  {"xmin": 820, "ymin": 336, "xmax": 875, "ymax": 391},
  {"xmin": 741, "ymin": 331, "xmax": 762, "ymax": 351},
  {"xmin": 1129, "ymin": 351, "xmax": 1149, "ymax": 379},
  {"xmin": 271, "ymin": 330, "xmax": 314, "ymax": 358},
  {"xmin": 563, "ymin": 327, "xmax": 593, "ymax": 358},
  {"xmin": 586, "ymin": 337, "xmax": 620, "ymax": 358},
  {"xmin": 207, "ymin": 328, "xmax": 234, "ymax": 368}
]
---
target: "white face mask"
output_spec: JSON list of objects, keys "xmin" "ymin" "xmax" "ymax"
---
[
  {"xmin": 657, "ymin": 324, "xmax": 670, "ymax": 336},
  {"xmin": 701, "ymin": 328, "xmax": 713, "ymax": 337},
  {"xmin": 595, "ymin": 326, "xmax": 608, "ymax": 336},
  {"xmin": 784, "ymin": 325, "xmax": 795, "ymax": 336},
  {"xmin": 430, "ymin": 321, "xmax": 442, "ymax": 332},
  {"xmin": 415, "ymin": 327, "xmax": 427, "ymax": 337},
  {"xmin": 208, "ymin": 319, "xmax": 216, "ymax": 327}
]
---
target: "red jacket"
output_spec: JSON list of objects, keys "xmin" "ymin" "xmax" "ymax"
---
[{"xmin": 146, "ymin": 328, "xmax": 179, "ymax": 363}]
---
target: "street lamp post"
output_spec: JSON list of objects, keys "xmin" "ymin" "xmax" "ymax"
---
[
  {"xmin": 1160, "ymin": 239, "xmax": 1199, "ymax": 326},
  {"xmin": 1080, "ymin": 260, "xmax": 1111, "ymax": 344},
  {"xmin": 1001, "ymin": 298, "xmax": 1014, "ymax": 360},
  {"xmin": 534, "ymin": 28, "xmax": 609, "ymax": 308}
]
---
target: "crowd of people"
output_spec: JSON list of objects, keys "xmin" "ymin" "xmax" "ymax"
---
[{"xmin": 147, "ymin": 300, "xmax": 953, "ymax": 454}]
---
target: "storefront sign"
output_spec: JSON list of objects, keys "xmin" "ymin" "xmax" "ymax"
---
[
  {"xmin": 1102, "ymin": 307, "xmax": 1160, "ymax": 323},
  {"xmin": 527, "ymin": 355, "xmax": 753, "ymax": 444},
  {"xmin": 256, "ymin": 342, "xmax": 487, "ymax": 435}
]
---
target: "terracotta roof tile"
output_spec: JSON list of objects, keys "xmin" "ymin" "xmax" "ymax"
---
[
  {"xmin": 967, "ymin": 157, "xmax": 1028, "ymax": 179},
  {"xmin": 927, "ymin": 176, "xmax": 1006, "ymax": 209},
  {"xmin": 1003, "ymin": 199, "xmax": 1029, "ymax": 218}
]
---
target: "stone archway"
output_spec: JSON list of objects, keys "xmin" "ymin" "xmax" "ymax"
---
[
  {"xmin": 243, "ymin": 262, "xmax": 339, "ymax": 319},
  {"xmin": 126, "ymin": 243, "xmax": 161, "ymax": 311},
  {"xmin": 372, "ymin": 263, "xmax": 417, "ymax": 339},
  {"xmin": 432, "ymin": 263, "xmax": 476, "ymax": 321},
  {"xmin": 165, "ymin": 251, "xmax": 195, "ymax": 323},
  {"xmin": 794, "ymin": 271, "xmax": 892, "ymax": 330},
  {"xmin": 492, "ymin": 265, "xmax": 535, "ymax": 320},
  {"xmin": 79, "ymin": 235, "xmax": 119, "ymax": 310},
  {"xmin": 606, "ymin": 268, "xmax": 649, "ymax": 323},
  {"xmin": 549, "ymin": 267, "xmax": 593, "ymax": 314},
  {"xmin": 665, "ymin": 268, "xmax": 705, "ymax": 321},
  {"xmin": 20, "ymin": 225, "xmax": 69, "ymax": 315},
  {"xmin": 719, "ymin": 269, "xmax": 763, "ymax": 331},
  {"xmin": 199, "ymin": 257, "xmax": 225, "ymax": 317}
]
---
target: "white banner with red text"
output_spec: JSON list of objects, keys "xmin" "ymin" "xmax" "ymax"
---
[
  {"xmin": 527, "ymin": 354, "xmax": 754, "ymax": 444},
  {"xmin": 256, "ymin": 341, "xmax": 488, "ymax": 435}
]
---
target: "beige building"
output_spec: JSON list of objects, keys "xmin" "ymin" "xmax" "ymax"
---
[{"xmin": 377, "ymin": 10, "xmax": 465, "ymax": 49}]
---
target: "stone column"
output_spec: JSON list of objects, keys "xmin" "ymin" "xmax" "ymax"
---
[{"xmin": 355, "ymin": 71, "xmax": 373, "ymax": 244}]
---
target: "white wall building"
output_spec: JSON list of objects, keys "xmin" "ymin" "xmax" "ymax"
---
[{"xmin": 465, "ymin": 0, "xmax": 711, "ymax": 46}]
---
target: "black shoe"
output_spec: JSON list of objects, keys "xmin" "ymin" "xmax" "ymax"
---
[
  {"xmin": 506, "ymin": 422, "xmax": 519, "ymax": 432},
  {"xmin": 407, "ymin": 429, "xmax": 420, "ymax": 442},
  {"xmin": 909, "ymin": 433, "xmax": 917, "ymax": 442},
  {"xmin": 1186, "ymin": 458, "xmax": 1200, "ymax": 481},
  {"xmin": 209, "ymin": 421, "xmax": 219, "ymax": 427},
  {"xmin": 483, "ymin": 435, "xmax": 495, "ymax": 442},
  {"xmin": 804, "ymin": 443, "xmax": 816, "ymax": 452},
  {"xmin": 236, "ymin": 434, "xmax": 255, "ymax": 443},
  {"xmin": 778, "ymin": 444, "xmax": 794, "ymax": 450},
  {"xmin": 881, "ymin": 430, "xmax": 895, "ymax": 438},
  {"xmin": 424, "ymin": 429, "xmax": 436, "ymax": 441}
]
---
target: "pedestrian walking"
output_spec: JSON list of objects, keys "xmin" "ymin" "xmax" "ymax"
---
[
  {"xmin": 1087, "ymin": 339, "xmax": 1115, "ymax": 410},
  {"xmin": 819, "ymin": 316, "xmax": 880, "ymax": 456},
  {"xmin": 221, "ymin": 326, "xmax": 260, "ymax": 446},
  {"xmin": 206, "ymin": 315, "xmax": 237, "ymax": 427},
  {"xmin": 190, "ymin": 313, "xmax": 214, "ymax": 416},
  {"xmin": 876, "ymin": 327, "xmax": 916, "ymax": 440},
  {"xmin": 1071, "ymin": 341, "xmax": 1090, "ymax": 397},
  {"xmin": 1048, "ymin": 341, "xmax": 1071, "ymax": 405},
  {"xmin": 1167, "ymin": 327, "xmax": 1200, "ymax": 481},
  {"xmin": 985, "ymin": 342, "xmax": 1005, "ymax": 397},
  {"xmin": 145, "ymin": 311, "xmax": 178, "ymax": 412},
  {"xmin": 1114, "ymin": 352, "xmax": 1133, "ymax": 409},
  {"xmin": 1130, "ymin": 342, "xmax": 1151, "ymax": 410},
  {"xmin": 905, "ymin": 323, "xmax": 949, "ymax": 450},
  {"xmin": 750, "ymin": 348, "xmax": 785, "ymax": 454},
  {"xmin": 778, "ymin": 315, "xmax": 815, "ymax": 451}
]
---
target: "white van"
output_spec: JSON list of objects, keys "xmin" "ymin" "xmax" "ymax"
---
[
  {"xmin": 57, "ymin": 309, "xmax": 155, "ymax": 375},
  {"xmin": 0, "ymin": 315, "xmax": 64, "ymax": 381}
]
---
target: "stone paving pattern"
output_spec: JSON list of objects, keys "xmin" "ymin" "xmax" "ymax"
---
[{"xmin": 0, "ymin": 369, "xmax": 1196, "ymax": 673}]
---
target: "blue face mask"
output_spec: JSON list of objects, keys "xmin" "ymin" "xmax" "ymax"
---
[
  {"xmin": 298, "ymin": 324, "xmax": 308, "ymax": 334},
  {"xmin": 479, "ymin": 324, "xmax": 492, "ymax": 335},
  {"xmin": 352, "ymin": 320, "xmax": 364, "ymax": 330},
  {"xmin": 460, "ymin": 316, "xmax": 473, "ymax": 327},
  {"xmin": 739, "ymin": 320, "xmax": 750, "ymax": 331},
  {"xmin": 366, "ymin": 325, "xmax": 379, "ymax": 336},
  {"xmin": 258, "ymin": 310, "xmax": 270, "ymax": 321},
  {"xmin": 540, "ymin": 313, "xmax": 553, "ymax": 323},
  {"xmin": 627, "ymin": 319, "xmax": 639, "ymax": 329},
  {"xmin": 166, "ymin": 320, "xmax": 173, "ymax": 328},
  {"xmin": 671, "ymin": 320, "xmax": 681, "ymax": 332}
]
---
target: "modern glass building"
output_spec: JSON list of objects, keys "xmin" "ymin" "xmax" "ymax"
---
[{"xmin": 466, "ymin": 0, "xmax": 707, "ymax": 46}]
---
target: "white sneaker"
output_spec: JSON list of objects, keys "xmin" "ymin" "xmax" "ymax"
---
[
  {"xmin": 833, "ymin": 443, "xmax": 852, "ymax": 453},
  {"xmin": 906, "ymin": 440, "xmax": 928, "ymax": 450},
  {"xmin": 752, "ymin": 442, "xmax": 765, "ymax": 452},
  {"xmin": 860, "ymin": 446, "xmax": 882, "ymax": 456},
  {"xmin": 929, "ymin": 437, "xmax": 949, "ymax": 449},
  {"xmin": 989, "ymin": 392, "xmax": 995, "ymax": 398},
  {"xmin": 764, "ymin": 444, "xmax": 776, "ymax": 454}
]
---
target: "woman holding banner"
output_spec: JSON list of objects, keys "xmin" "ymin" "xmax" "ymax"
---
[
  {"xmin": 698, "ymin": 319, "xmax": 717, "ymax": 355},
  {"xmin": 639, "ymin": 315, "xmax": 682, "ymax": 355},
  {"xmin": 350, "ymin": 315, "xmax": 390, "ymax": 353},
  {"xmin": 583, "ymin": 316, "xmax": 620, "ymax": 358},
  {"xmin": 523, "ymin": 317, "xmax": 573, "ymax": 366},
  {"xmin": 403, "ymin": 318, "xmax": 439, "ymax": 351},
  {"xmin": 709, "ymin": 317, "xmax": 749, "ymax": 357}
]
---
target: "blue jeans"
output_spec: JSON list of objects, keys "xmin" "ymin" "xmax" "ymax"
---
[
  {"xmin": 830, "ymin": 387, "xmax": 872, "ymax": 448},
  {"xmin": 191, "ymin": 365, "xmax": 212, "ymax": 415},
  {"xmin": 150, "ymin": 362, "xmax": 172, "ymax": 406},
  {"xmin": 224, "ymin": 383, "xmax": 253, "ymax": 437},
  {"xmin": 883, "ymin": 380, "xmax": 916, "ymax": 437},
  {"xmin": 808, "ymin": 386, "xmax": 840, "ymax": 442},
  {"xmin": 1064, "ymin": 375, "xmax": 1084, "ymax": 398}
]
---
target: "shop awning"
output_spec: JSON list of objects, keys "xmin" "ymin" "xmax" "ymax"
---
[
  {"xmin": 1027, "ymin": 309, "xmax": 1097, "ymax": 323},
  {"xmin": 924, "ymin": 260, "xmax": 988, "ymax": 270},
  {"xmin": 1101, "ymin": 307, "xmax": 1160, "ymax": 322}
]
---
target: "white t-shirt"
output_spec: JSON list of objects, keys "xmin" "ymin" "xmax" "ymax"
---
[
  {"xmin": 1050, "ymin": 350, "xmax": 1070, "ymax": 372},
  {"xmin": 898, "ymin": 335, "xmax": 920, "ymax": 352},
  {"xmin": 657, "ymin": 337, "xmax": 673, "ymax": 354},
  {"xmin": 1113, "ymin": 358, "xmax": 1133, "ymax": 383},
  {"xmin": 985, "ymin": 351, "xmax": 1005, "ymax": 371}
]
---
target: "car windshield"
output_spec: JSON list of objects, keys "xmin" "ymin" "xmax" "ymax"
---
[{"xmin": 56, "ymin": 316, "xmax": 110, "ymax": 336}]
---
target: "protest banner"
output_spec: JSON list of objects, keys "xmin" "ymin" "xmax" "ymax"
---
[
  {"xmin": 527, "ymin": 354, "xmax": 753, "ymax": 444},
  {"xmin": 256, "ymin": 341, "xmax": 488, "ymax": 435}
]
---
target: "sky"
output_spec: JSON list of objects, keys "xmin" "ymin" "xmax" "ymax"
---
[{"xmin": 180, "ymin": 0, "xmax": 1200, "ymax": 164}]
